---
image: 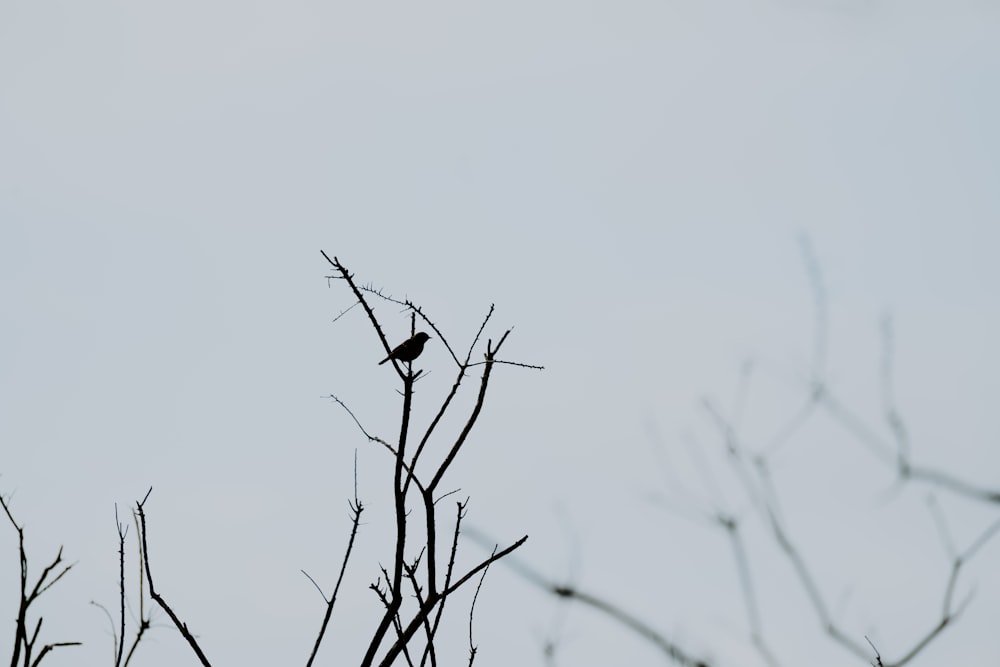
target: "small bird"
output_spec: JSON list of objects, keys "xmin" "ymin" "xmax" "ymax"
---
[{"xmin": 378, "ymin": 332, "xmax": 432, "ymax": 365}]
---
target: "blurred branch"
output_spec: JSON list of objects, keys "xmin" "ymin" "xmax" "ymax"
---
[
  {"xmin": 797, "ymin": 234, "xmax": 828, "ymax": 385},
  {"xmin": 819, "ymin": 389, "xmax": 1000, "ymax": 504},
  {"xmin": 465, "ymin": 527, "xmax": 709, "ymax": 667},
  {"xmin": 531, "ymin": 240, "xmax": 998, "ymax": 667},
  {"xmin": 695, "ymin": 242, "xmax": 1000, "ymax": 666}
]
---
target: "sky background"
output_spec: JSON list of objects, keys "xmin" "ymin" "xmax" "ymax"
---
[{"xmin": 2, "ymin": 0, "xmax": 999, "ymax": 665}]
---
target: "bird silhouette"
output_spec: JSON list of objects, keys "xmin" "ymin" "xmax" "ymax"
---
[{"xmin": 379, "ymin": 332, "xmax": 431, "ymax": 365}]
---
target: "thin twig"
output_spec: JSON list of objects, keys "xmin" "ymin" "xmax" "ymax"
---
[{"xmin": 328, "ymin": 394, "xmax": 389, "ymax": 446}]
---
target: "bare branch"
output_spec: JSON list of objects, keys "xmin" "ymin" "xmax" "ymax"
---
[
  {"xmin": 428, "ymin": 332, "xmax": 511, "ymax": 492},
  {"xmin": 426, "ymin": 499, "xmax": 469, "ymax": 657},
  {"xmin": 120, "ymin": 507, "xmax": 152, "ymax": 667},
  {"xmin": 467, "ymin": 544, "xmax": 497, "ymax": 667},
  {"xmin": 328, "ymin": 394, "xmax": 390, "ymax": 447},
  {"xmin": 866, "ymin": 635, "xmax": 884, "ymax": 667},
  {"xmin": 320, "ymin": 252, "xmax": 397, "ymax": 375},
  {"xmin": 2, "ymin": 493, "xmax": 80, "ymax": 667},
  {"xmin": 376, "ymin": 536, "xmax": 528, "ymax": 667},
  {"xmin": 305, "ymin": 452, "xmax": 365, "ymax": 667},
  {"xmin": 135, "ymin": 490, "xmax": 213, "ymax": 667}
]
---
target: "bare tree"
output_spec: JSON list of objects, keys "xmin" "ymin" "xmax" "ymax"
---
[{"xmin": 13, "ymin": 246, "xmax": 991, "ymax": 666}]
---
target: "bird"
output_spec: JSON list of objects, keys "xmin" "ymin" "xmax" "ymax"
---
[{"xmin": 378, "ymin": 332, "xmax": 431, "ymax": 365}]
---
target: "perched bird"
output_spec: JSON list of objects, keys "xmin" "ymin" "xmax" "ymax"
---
[{"xmin": 378, "ymin": 332, "xmax": 432, "ymax": 365}]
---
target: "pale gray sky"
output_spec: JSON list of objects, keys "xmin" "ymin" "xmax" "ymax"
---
[{"xmin": 2, "ymin": 1, "xmax": 999, "ymax": 666}]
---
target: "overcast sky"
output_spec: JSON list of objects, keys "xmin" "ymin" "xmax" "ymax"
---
[{"xmin": 2, "ymin": 1, "xmax": 999, "ymax": 666}]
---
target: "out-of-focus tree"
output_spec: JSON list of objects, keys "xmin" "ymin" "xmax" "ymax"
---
[{"xmin": 501, "ymin": 240, "xmax": 999, "ymax": 667}]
